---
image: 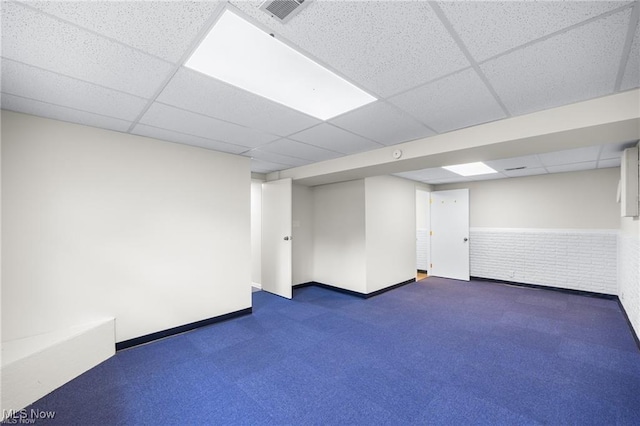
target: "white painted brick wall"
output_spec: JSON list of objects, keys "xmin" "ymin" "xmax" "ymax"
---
[
  {"xmin": 619, "ymin": 233, "xmax": 640, "ymax": 337},
  {"xmin": 417, "ymin": 228, "xmax": 429, "ymax": 270},
  {"xmin": 470, "ymin": 228, "xmax": 618, "ymax": 294}
]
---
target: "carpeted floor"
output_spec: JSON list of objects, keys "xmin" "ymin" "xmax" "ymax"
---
[{"xmin": 24, "ymin": 277, "xmax": 640, "ymax": 425}]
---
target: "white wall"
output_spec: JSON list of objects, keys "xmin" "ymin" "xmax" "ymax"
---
[
  {"xmin": 292, "ymin": 184, "xmax": 314, "ymax": 285},
  {"xmin": 438, "ymin": 168, "xmax": 620, "ymax": 229},
  {"xmin": 416, "ymin": 188, "xmax": 430, "ymax": 271},
  {"xmin": 365, "ymin": 176, "xmax": 416, "ymax": 293},
  {"xmin": 618, "ymin": 142, "xmax": 640, "ymax": 338},
  {"xmin": 437, "ymin": 168, "xmax": 620, "ymax": 294},
  {"xmin": 251, "ymin": 180, "xmax": 263, "ymax": 287},
  {"xmin": 1, "ymin": 111, "xmax": 251, "ymax": 343},
  {"xmin": 469, "ymin": 228, "xmax": 617, "ymax": 294},
  {"xmin": 312, "ymin": 180, "xmax": 367, "ymax": 293},
  {"xmin": 311, "ymin": 176, "xmax": 416, "ymax": 294},
  {"xmin": 619, "ymin": 216, "xmax": 639, "ymax": 338}
]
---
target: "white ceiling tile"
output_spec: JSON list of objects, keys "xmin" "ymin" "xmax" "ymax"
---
[
  {"xmin": 469, "ymin": 173, "xmax": 508, "ymax": 182},
  {"xmin": 538, "ymin": 146, "xmax": 601, "ymax": 167},
  {"xmin": 485, "ymin": 155, "xmax": 544, "ymax": 172},
  {"xmin": 393, "ymin": 171, "xmax": 424, "ymax": 181},
  {"xmin": 429, "ymin": 176, "xmax": 473, "ymax": 184},
  {"xmin": 389, "ymin": 68, "xmax": 506, "ymax": 133},
  {"xmin": 546, "ymin": 161, "xmax": 597, "ymax": 174},
  {"xmin": 259, "ymin": 139, "xmax": 343, "ymax": 162},
  {"xmin": 481, "ymin": 9, "xmax": 630, "ymax": 116},
  {"xmin": 243, "ymin": 149, "xmax": 312, "ymax": 168},
  {"xmin": 289, "ymin": 124, "xmax": 382, "ymax": 155},
  {"xmin": 1, "ymin": 93, "xmax": 131, "ymax": 132},
  {"xmin": 27, "ymin": 1, "xmax": 222, "ymax": 63},
  {"xmin": 439, "ymin": 1, "xmax": 630, "ymax": 61},
  {"xmin": 599, "ymin": 141, "xmax": 639, "ymax": 159},
  {"xmin": 230, "ymin": 1, "xmax": 469, "ymax": 97},
  {"xmin": 598, "ymin": 158, "xmax": 622, "ymax": 168},
  {"xmin": 157, "ymin": 68, "xmax": 321, "ymax": 136},
  {"xmin": 417, "ymin": 168, "xmax": 462, "ymax": 180},
  {"xmin": 1, "ymin": 59, "xmax": 147, "ymax": 121},
  {"xmin": 621, "ymin": 21, "xmax": 640, "ymax": 91},
  {"xmin": 139, "ymin": 103, "xmax": 277, "ymax": 148},
  {"xmin": 502, "ymin": 167, "xmax": 548, "ymax": 178},
  {"xmin": 131, "ymin": 124, "xmax": 249, "ymax": 155},
  {"xmin": 1, "ymin": 2, "xmax": 174, "ymax": 98},
  {"xmin": 330, "ymin": 102, "xmax": 435, "ymax": 146},
  {"xmin": 392, "ymin": 171, "xmax": 416, "ymax": 179},
  {"xmin": 392, "ymin": 171, "xmax": 425, "ymax": 183},
  {"xmin": 396, "ymin": 166, "xmax": 481, "ymax": 184},
  {"xmin": 250, "ymin": 158, "xmax": 290, "ymax": 174},
  {"xmin": 1, "ymin": 0, "xmax": 634, "ymax": 176}
]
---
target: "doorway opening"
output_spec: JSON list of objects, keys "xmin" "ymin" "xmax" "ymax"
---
[{"xmin": 416, "ymin": 188, "xmax": 430, "ymax": 280}]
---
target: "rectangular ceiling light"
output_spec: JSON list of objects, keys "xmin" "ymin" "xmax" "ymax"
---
[
  {"xmin": 184, "ymin": 9, "xmax": 376, "ymax": 120},
  {"xmin": 442, "ymin": 162, "xmax": 498, "ymax": 176}
]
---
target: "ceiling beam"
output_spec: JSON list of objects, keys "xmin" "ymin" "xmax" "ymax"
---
[{"xmin": 268, "ymin": 89, "xmax": 640, "ymax": 186}]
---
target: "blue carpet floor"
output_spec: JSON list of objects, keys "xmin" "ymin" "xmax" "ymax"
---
[{"xmin": 24, "ymin": 277, "xmax": 640, "ymax": 425}]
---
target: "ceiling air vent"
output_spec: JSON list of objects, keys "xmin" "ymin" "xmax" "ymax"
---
[
  {"xmin": 259, "ymin": 0, "xmax": 312, "ymax": 23},
  {"xmin": 504, "ymin": 166, "xmax": 527, "ymax": 171}
]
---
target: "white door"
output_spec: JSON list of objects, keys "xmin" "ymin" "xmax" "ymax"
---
[
  {"xmin": 416, "ymin": 189, "xmax": 430, "ymax": 272},
  {"xmin": 262, "ymin": 178, "xmax": 292, "ymax": 299},
  {"xmin": 430, "ymin": 189, "xmax": 469, "ymax": 281}
]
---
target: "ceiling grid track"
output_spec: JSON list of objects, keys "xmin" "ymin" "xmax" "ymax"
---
[
  {"xmin": 429, "ymin": 2, "xmax": 511, "ymax": 118},
  {"xmin": 534, "ymin": 154, "xmax": 550, "ymax": 174},
  {"xmin": 138, "ymin": 122, "xmax": 252, "ymax": 151},
  {"xmin": 595, "ymin": 144, "xmax": 606, "ymax": 168},
  {"xmin": 126, "ymin": 2, "xmax": 227, "ymax": 133},
  {"xmin": 284, "ymin": 122, "xmax": 386, "ymax": 149},
  {"xmin": 15, "ymin": 1, "xmax": 175, "ymax": 66},
  {"xmin": 2, "ymin": 1, "xmax": 638, "ymax": 178},
  {"xmin": 385, "ymin": 65, "xmax": 473, "ymax": 101},
  {"xmin": 477, "ymin": 3, "xmax": 636, "ymax": 66},
  {"xmin": 382, "ymin": 100, "xmax": 439, "ymax": 135},
  {"xmin": 0, "ymin": 92, "xmax": 132, "ymax": 124},
  {"xmin": 243, "ymin": 147, "xmax": 316, "ymax": 165},
  {"xmin": 258, "ymin": 135, "xmax": 350, "ymax": 157},
  {"xmin": 2, "ymin": 57, "xmax": 149, "ymax": 102},
  {"xmin": 150, "ymin": 100, "xmax": 283, "ymax": 138},
  {"xmin": 614, "ymin": 1, "xmax": 640, "ymax": 92}
]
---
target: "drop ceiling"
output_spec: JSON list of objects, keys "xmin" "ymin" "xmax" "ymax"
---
[
  {"xmin": 1, "ymin": 1, "xmax": 638, "ymax": 181},
  {"xmin": 394, "ymin": 141, "xmax": 638, "ymax": 185}
]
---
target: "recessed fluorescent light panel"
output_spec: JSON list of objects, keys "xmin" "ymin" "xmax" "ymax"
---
[
  {"xmin": 442, "ymin": 162, "xmax": 498, "ymax": 177},
  {"xmin": 185, "ymin": 10, "xmax": 376, "ymax": 120}
]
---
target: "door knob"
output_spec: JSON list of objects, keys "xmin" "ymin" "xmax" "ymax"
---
[
  {"xmin": 284, "ymin": 236, "xmax": 290, "ymax": 241},
  {"xmin": 463, "ymin": 237, "xmax": 468, "ymax": 242}
]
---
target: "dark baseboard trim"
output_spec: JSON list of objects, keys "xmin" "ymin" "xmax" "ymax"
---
[
  {"xmin": 293, "ymin": 281, "xmax": 364, "ymax": 297},
  {"xmin": 470, "ymin": 276, "xmax": 616, "ymax": 300},
  {"xmin": 616, "ymin": 298, "xmax": 640, "ymax": 352},
  {"xmin": 293, "ymin": 278, "xmax": 416, "ymax": 299},
  {"xmin": 115, "ymin": 307, "xmax": 252, "ymax": 351},
  {"xmin": 366, "ymin": 278, "xmax": 416, "ymax": 298},
  {"xmin": 292, "ymin": 282, "xmax": 316, "ymax": 289}
]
